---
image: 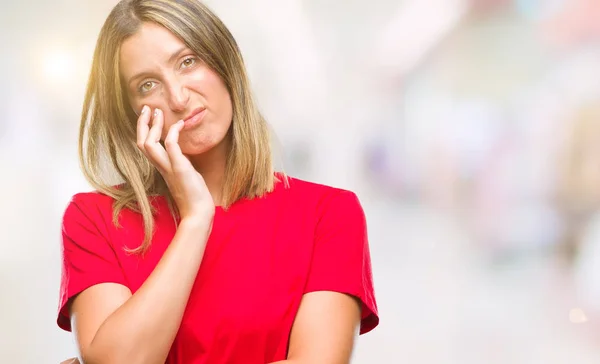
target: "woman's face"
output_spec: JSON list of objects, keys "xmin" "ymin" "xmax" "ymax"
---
[{"xmin": 120, "ymin": 22, "xmax": 233, "ymax": 156}]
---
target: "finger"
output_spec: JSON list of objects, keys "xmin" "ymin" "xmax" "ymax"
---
[
  {"xmin": 164, "ymin": 120, "xmax": 188, "ymax": 170},
  {"xmin": 136, "ymin": 105, "xmax": 151, "ymax": 153},
  {"xmin": 147, "ymin": 107, "xmax": 164, "ymax": 143},
  {"xmin": 144, "ymin": 108, "xmax": 171, "ymax": 171}
]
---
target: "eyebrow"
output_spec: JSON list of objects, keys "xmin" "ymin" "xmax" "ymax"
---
[{"xmin": 127, "ymin": 46, "xmax": 190, "ymax": 87}]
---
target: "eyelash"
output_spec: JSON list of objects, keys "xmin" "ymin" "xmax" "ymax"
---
[
  {"xmin": 180, "ymin": 56, "xmax": 197, "ymax": 69},
  {"xmin": 138, "ymin": 81, "xmax": 156, "ymax": 94},
  {"xmin": 137, "ymin": 56, "xmax": 199, "ymax": 94}
]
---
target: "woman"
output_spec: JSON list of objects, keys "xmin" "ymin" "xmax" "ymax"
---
[{"xmin": 57, "ymin": 0, "xmax": 379, "ymax": 363}]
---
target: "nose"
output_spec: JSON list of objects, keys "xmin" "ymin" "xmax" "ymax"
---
[{"xmin": 166, "ymin": 77, "xmax": 189, "ymax": 113}]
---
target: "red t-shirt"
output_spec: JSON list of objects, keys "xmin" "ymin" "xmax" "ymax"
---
[{"xmin": 57, "ymin": 176, "xmax": 379, "ymax": 363}]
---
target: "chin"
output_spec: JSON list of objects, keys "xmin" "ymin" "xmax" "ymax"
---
[
  {"xmin": 180, "ymin": 134, "xmax": 227, "ymax": 156},
  {"xmin": 180, "ymin": 143, "xmax": 215, "ymax": 156}
]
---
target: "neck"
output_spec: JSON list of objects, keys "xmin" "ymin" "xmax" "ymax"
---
[{"xmin": 187, "ymin": 136, "xmax": 231, "ymax": 206}]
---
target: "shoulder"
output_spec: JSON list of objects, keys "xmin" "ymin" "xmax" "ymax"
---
[
  {"xmin": 68, "ymin": 190, "xmax": 115, "ymax": 207},
  {"xmin": 60, "ymin": 183, "xmax": 148, "ymax": 231},
  {"xmin": 281, "ymin": 175, "xmax": 364, "ymax": 217},
  {"xmin": 63, "ymin": 190, "xmax": 116, "ymax": 219},
  {"xmin": 60, "ymin": 190, "xmax": 117, "ymax": 238},
  {"xmin": 63, "ymin": 183, "xmax": 148, "ymax": 216},
  {"xmin": 60, "ymin": 188, "xmax": 155, "ymax": 251},
  {"xmin": 284, "ymin": 175, "xmax": 361, "ymax": 203}
]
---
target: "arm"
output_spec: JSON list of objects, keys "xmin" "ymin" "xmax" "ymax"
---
[
  {"xmin": 71, "ymin": 219, "xmax": 211, "ymax": 364},
  {"xmin": 270, "ymin": 190, "xmax": 379, "ymax": 364},
  {"xmin": 69, "ymin": 108, "xmax": 215, "ymax": 364},
  {"xmin": 269, "ymin": 291, "xmax": 362, "ymax": 364}
]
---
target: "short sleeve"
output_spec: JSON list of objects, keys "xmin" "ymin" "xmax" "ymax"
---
[
  {"xmin": 304, "ymin": 190, "xmax": 379, "ymax": 334},
  {"xmin": 57, "ymin": 194, "xmax": 128, "ymax": 332}
]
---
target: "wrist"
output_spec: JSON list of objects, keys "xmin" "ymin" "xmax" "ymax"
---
[{"xmin": 178, "ymin": 214, "xmax": 213, "ymax": 234}]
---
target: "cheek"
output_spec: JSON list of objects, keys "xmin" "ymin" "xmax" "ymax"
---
[
  {"xmin": 222, "ymin": 90, "xmax": 233, "ymax": 116},
  {"xmin": 128, "ymin": 98, "xmax": 143, "ymax": 116},
  {"xmin": 127, "ymin": 92, "xmax": 150, "ymax": 115},
  {"xmin": 215, "ymin": 80, "xmax": 232, "ymax": 109},
  {"xmin": 160, "ymin": 120, "xmax": 178, "ymax": 140},
  {"xmin": 213, "ymin": 82, "xmax": 233, "ymax": 126},
  {"xmin": 198, "ymin": 71, "xmax": 232, "ymax": 110}
]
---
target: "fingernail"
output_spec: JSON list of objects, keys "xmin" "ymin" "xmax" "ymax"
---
[
  {"xmin": 154, "ymin": 108, "xmax": 160, "ymax": 117},
  {"xmin": 141, "ymin": 105, "xmax": 148, "ymax": 114}
]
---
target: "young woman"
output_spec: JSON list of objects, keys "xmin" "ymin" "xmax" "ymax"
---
[{"xmin": 57, "ymin": 1, "xmax": 379, "ymax": 363}]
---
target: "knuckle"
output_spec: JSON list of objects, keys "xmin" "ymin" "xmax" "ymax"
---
[
  {"xmin": 164, "ymin": 139, "xmax": 176, "ymax": 148},
  {"xmin": 172, "ymin": 166, "xmax": 185, "ymax": 176}
]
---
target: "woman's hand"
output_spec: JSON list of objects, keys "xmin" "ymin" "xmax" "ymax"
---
[{"xmin": 137, "ymin": 105, "xmax": 215, "ymax": 222}]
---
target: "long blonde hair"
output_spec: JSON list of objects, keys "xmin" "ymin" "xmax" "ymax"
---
[{"xmin": 80, "ymin": 0, "xmax": 277, "ymax": 253}]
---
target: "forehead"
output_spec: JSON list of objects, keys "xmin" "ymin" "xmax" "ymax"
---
[{"xmin": 119, "ymin": 22, "xmax": 187, "ymax": 77}]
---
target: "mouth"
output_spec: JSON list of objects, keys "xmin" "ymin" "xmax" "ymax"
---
[{"xmin": 182, "ymin": 107, "xmax": 207, "ymax": 129}]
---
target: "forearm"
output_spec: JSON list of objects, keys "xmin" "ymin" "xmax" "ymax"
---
[{"xmin": 84, "ymin": 219, "xmax": 211, "ymax": 364}]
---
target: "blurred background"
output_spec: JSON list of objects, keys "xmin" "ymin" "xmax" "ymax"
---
[{"xmin": 2, "ymin": 0, "xmax": 600, "ymax": 362}]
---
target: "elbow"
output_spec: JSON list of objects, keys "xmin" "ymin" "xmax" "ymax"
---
[
  {"xmin": 81, "ymin": 355, "xmax": 145, "ymax": 364},
  {"xmin": 79, "ymin": 351, "xmax": 121, "ymax": 364},
  {"xmin": 81, "ymin": 330, "xmax": 167, "ymax": 364},
  {"xmin": 279, "ymin": 356, "xmax": 350, "ymax": 364},
  {"xmin": 81, "ymin": 347, "xmax": 153, "ymax": 364}
]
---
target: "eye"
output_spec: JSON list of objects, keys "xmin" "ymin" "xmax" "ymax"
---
[
  {"xmin": 138, "ymin": 81, "xmax": 156, "ymax": 94},
  {"xmin": 181, "ymin": 57, "xmax": 197, "ymax": 69}
]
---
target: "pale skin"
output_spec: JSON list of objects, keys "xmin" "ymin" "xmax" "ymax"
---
[{"xmin": 63, "ymin": 22, "xmax": 361, "ymax": 364}]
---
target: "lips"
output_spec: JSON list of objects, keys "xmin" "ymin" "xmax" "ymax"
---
[
  {"xmin": 184, "ymin": 107, "xmax": 206, "ymax": 123},
  {"xmin": 182, "ymin": 107, "xmax": 207, "ymax": 129}
]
